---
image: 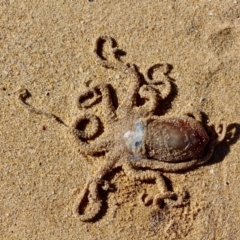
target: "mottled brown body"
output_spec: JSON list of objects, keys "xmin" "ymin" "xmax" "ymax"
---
[{"xmin": 144, "ymin": 117, "xmax": 209, "ymax": 162}]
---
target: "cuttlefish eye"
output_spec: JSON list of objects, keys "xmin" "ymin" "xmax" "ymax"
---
[{"xmin": 145, "ymin": 118, "xmax": 209, "ymax": 162}]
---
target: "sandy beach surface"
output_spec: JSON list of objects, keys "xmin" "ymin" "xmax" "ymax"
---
[{"xmin": 1, "ymin": 1, "xmax": 240, "ymax": 239}]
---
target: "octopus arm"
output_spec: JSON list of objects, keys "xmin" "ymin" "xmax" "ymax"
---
[
  {"xmin": 74, "ymin": 156, "xmax": 118, "ymax": 221},
  {"xmin": 75, "ymin": 138, "xmax": 113, "ymax": 155}
]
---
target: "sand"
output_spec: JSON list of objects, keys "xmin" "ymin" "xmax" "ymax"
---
[{"xmin": 1, "ymin": 0, "xmax": 240, "ymax": 239}]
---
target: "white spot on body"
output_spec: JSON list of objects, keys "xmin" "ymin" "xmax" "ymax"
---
[{"xmin": 123, "ymin": 122, "xmax": 145, "ymax": 153}]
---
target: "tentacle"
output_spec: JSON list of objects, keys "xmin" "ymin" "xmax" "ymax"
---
[
  {"xmin": 213, "ymin": 121, "xmax": 227, "ymax": 143},
  {"xmin": 17, "ymin": 89, "xmax": 98, "ymax": 139},
  {"xmin": 94, "ymin": 36, "xmax": 143, "ymax": 118},
  {"xmin": 122, "ymin": 162, "xmax": 168, "ymax": 193},
  {"xmin": 73, "ymin": 180, "xmax": 102, "ymax": 222},
  {"xmin": 145, "ymin": 63, "xmax": 172, "ymax": 99},
  {"xmin": 136, "ymin": 63, "xmax": 172, "ymax": 117},
  {"xmin": 76, "ymin": 86, "xmax": 102, "ymax": 109},
  {"xmin": 138, "ymin": 85, "xmax": 160, "ymax": 117},
  {"xmin": 68, "ymin": 115, "xmax": 113, "ymax": 155},
  {"xmin": 77, "ymin": 84, "xmax": 116, "ymax": 122},
  {"xmin": 116, "ymin": 64, "xmax": 142, "ymax": 118},
  {"xmin": 74, "ymin": 156, "xmax": 118, "ymax": 221},
  {"xmin": 97, "ymin": 84, "xmax": 116, "ymax": 121},
  {"xmin": 146, "ymin": 63, "xmax": 171, "ymax": 85},
  {"xmin": 17, "ymin": 88, "xmax": 111, "ymax": 154},
  {"xmin": 71, "ymin": 114, "xmax": 101, "ymax": 139},
  {"xmin": 122, "ymin": 162, "xmax": 177, "ymax": 207},
  {"xmin": 94, "ymin": 35, "xmax": 126, "ymax": 72},
  {"xmin": 17, "ymin": 88, "xmax": 67, "ymax": 126}
]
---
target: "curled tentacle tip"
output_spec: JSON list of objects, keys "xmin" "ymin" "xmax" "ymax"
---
[
  {"xmin": 216, "ymin": 121, "xmax": 227, "ymax": 142},
  {"xmin": 74, "ymin": 200, "xmax": 103, "ymax": 222},
  {"xmin": 17, "ymin": 88, "xmax": 29, "ymax": 98},
  {"xmin": 123, "ymin": 63, "xmax": 134, "ymax": 70}
]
